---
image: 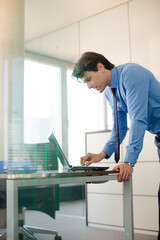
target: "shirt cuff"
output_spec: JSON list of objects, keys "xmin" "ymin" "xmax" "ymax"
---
[
  {"xmin": 102, "ymin": 145, "xmax": 114, "ymax": 159},
  {"xmin": 124, "ymin": 151, "xmax": 138, "ymax": 164}
]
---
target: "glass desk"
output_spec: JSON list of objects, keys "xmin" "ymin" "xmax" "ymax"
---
[{"xmin": 0, "ymin": 170, "xmax": 134, "ymax": 240}]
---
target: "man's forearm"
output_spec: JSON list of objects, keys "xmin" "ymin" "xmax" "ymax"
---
[{"xmin": 99, "ymin": 151, "xmax": 109, "ymax": 159}]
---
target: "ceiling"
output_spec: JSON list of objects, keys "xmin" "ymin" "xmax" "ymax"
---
[{"xmin": 25, "ymin": 0, "xmax": 128, "ymax": 41}]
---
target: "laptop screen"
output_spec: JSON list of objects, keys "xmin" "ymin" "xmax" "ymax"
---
[{"xmin": 48, "ymin": 133, "xmax": 71, "ymax": 169}]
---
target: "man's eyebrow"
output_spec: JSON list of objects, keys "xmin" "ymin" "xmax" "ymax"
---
[{"xmin": 84, "ymin": 77, "xmax": 91, "ymax": 82}]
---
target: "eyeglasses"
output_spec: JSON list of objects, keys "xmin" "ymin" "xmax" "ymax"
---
[{"xmin": 77, "ymin": 77, "xmax": 91, "ymax": 84}]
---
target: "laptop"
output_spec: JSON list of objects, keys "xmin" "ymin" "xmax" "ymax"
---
[{"xmin": 48, "ymin": 133, "xmax": 109, "ymax": 172}]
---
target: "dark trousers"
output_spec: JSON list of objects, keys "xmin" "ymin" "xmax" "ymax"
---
[{"xmin": 154, "ymin": 136, "xmax": 160, "ymax": 240}]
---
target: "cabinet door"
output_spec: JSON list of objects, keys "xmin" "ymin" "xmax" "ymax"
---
[
  {"xmin": 134, "ymin": 196, "xmax": 159, "ymax": 231},
  {"xmin": 88, "ymin": 193, "xmax": 124, "ymax": 227},
  {"xmin": 133, "ymin": 162, "xmax": 160, "ymax": 196}
]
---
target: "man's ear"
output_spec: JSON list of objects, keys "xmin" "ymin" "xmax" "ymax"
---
[{"xmin": 97, "ymin": 62, "xmax": 105, "ymax": 72}]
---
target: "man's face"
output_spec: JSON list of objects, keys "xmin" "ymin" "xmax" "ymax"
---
[
  {"xmin": 81, "ymin": 63, "xmax": 111, "ymax": 93},
  {"xmin": 82, "ymin": 71, "xmax": 106, "ymax": 93}
]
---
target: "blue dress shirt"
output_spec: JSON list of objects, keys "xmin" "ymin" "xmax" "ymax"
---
[{"xmin": 102, "ymin": 63, "xmax": 160, "ymax": 164}]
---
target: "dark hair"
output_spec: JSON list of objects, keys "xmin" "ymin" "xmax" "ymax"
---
[{"xmin": 72, "ymin": 51, "xmax": 115, "ymax": 79}]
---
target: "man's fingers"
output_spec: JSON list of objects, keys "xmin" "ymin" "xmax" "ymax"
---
[
  {"xmin": 118, "ymin": 171, "xmax": 131, "ymax": 182},
  {"xmin": 114, "ymin": 163, "xmax": 133, "ymax": 182},
  {"xmin": 80, "ymin": 154, "xmax": 92, "ymax": 166},
  {"xmin": 118, "ymin": 168, "xmax": 125, "ymax": 182},
  {"xmin": 81, "ymin": 158, "xmax": 93, "ymax": 166},
  {"xmin": 80, "ymin": 152, "xmax": 105, "ymax": 166},
  {"xmin": 113, "ymin": 165, "xmax": 120, "ymax": 171},
  {"xmin": 86, "ymin": 159, "xmax": 94, "ymax": 166},
  {"xmin": 80, "ymin": 157, "xmax": 86, "ymax": 166}
]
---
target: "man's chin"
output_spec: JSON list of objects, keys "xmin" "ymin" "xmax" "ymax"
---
[
  {"xmin": 95, "ymin": 88, "xmax": 104, "ymax": 93},
  {"xmin": 98, "ymin": 89, "xmax": 104, "ymax": 93}
]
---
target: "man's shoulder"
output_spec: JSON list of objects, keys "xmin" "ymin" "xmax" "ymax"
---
[
  {"xmin": 117, "ymin": 63, "xmax": 149, "ymax": 81},
  {"xmin": 117, "ymin": 63, "xmax": 142, "ymax": 72}
]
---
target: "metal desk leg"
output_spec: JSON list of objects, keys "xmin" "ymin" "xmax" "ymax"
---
[
  {"xmin": 7, "ymin": 180, "xmax": 19, "ymax": 240},
  {"xmin": 123, "ymin": 177, "xmax": 134, "ymax": 240}
]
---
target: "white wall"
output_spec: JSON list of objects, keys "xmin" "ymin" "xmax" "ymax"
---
[
  {"xmin": 79, "ymin": 0, "xmax": 160, "ymax": 78},
  {"xmin": 25, "ymin": 0, "xmax": 160, "ymax": 78}
]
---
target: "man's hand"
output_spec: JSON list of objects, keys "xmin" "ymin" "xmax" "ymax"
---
[
  {"xmin": 80, "ymin": 152, "xmax": 107, "ymax": 166},
  {"xmin": 113, "ymin": 163, "xmax": 134, "ymax": 182}
]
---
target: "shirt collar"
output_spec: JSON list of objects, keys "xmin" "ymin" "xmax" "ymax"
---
[{"xmin": 110, "ymin": 67, "xmax": 118, "ymax": 88}]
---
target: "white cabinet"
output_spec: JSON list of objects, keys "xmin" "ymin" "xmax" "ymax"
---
[
  {"xmin": 86, "ymin": 130, "xmax": 159, "ymax": 235},
  {"xmin": 134, "ymin": 196, "xmax": 158, "ymax": 231},
  {"xmin": 133, "ymin": 162, "xmax": 160, "ymax": 196},
  {"xmin": 88, "ymin": 193, "xmax": 124, "ymax": 227}
]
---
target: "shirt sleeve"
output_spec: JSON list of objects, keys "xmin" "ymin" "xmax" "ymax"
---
[{"xmin": 123, "ymin": 66, "xmax": 149, "ymax": 164}]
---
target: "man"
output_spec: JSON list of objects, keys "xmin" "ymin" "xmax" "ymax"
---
[{"xmin": 72, "ymin": 51, "xmax": 160, "ymax": 239}]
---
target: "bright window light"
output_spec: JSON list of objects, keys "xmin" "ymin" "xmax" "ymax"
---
[
  {"xmin": 24, "ymin": 60, "xmax": 60, "ymax": 143},
  {"xmin": 67, "ymin": 70, "xmax": 105, "ymax": 165}
]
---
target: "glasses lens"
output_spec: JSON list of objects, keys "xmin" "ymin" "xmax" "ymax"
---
[{"xmin": 77, "ymin": 78, "xmax": 84, "ymax": 83}]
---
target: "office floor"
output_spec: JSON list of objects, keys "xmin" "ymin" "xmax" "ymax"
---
[{"xmin": 25, "ymin": 200, "xmax": 158, "ymax": 240}]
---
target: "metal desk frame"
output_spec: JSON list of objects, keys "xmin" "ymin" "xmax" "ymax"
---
[{"xmin": 5, "ymin": 171, "xmax": 134, "ymax": 240}]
